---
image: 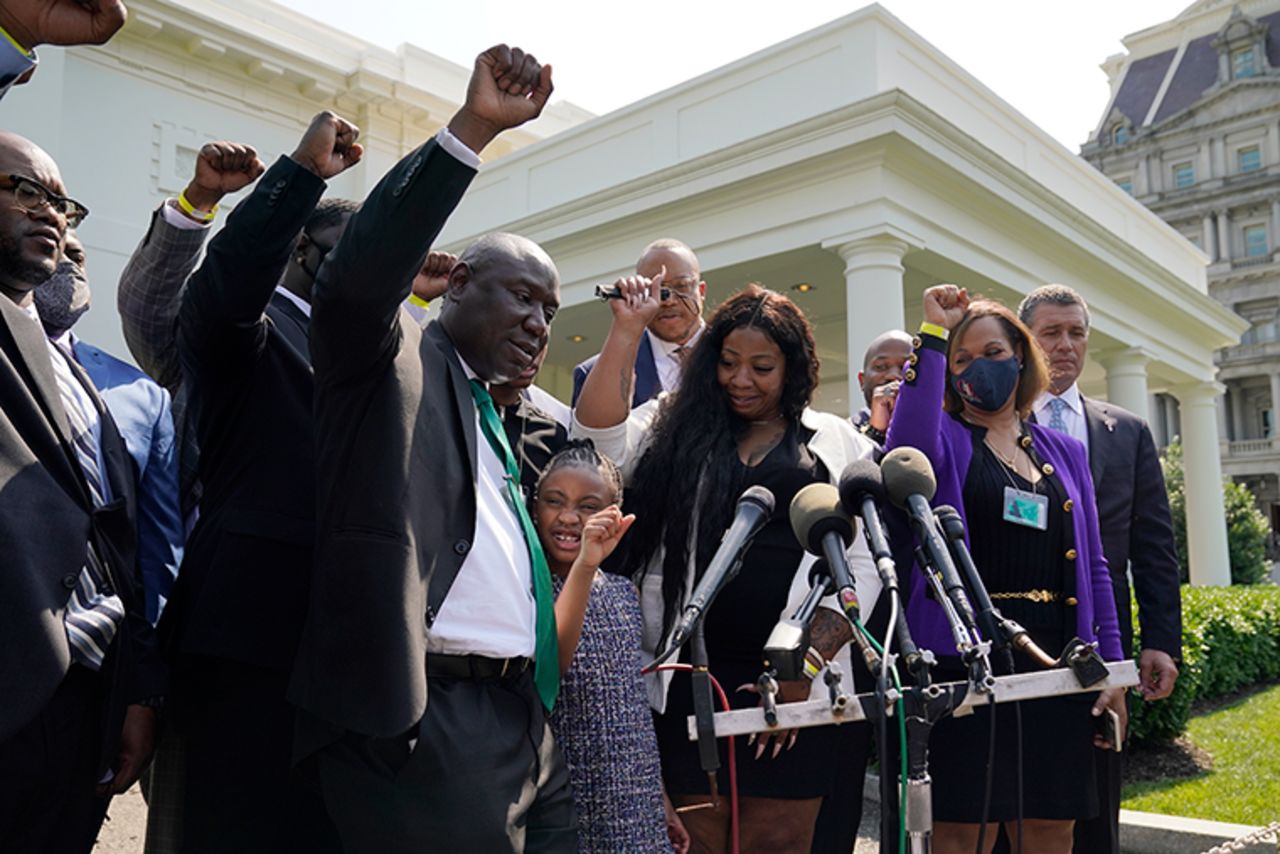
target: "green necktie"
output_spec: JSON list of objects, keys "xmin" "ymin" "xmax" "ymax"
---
[{"xmin": 469, "ymin": 379, "xmax": 560, "ymax": 710}]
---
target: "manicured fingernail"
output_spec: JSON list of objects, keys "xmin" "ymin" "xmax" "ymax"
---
[
  {"xmin": 747, "ymin": 733, "xmax": 755, "ymax": 747},
  {"xmin": 772, "ymin": 740, "xmax": 783, "ymax": 759},
  {"xmin": 787, "ymin": 732, "xmax": 798, "ymax": 751},
  {"xmin": 755, "ymin": 741, "xmax": 766, "ymax": 760}
]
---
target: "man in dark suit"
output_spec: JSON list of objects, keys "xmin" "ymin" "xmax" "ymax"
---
[
  {"xmin": 1020, "ymin": 284, "xmax": 1182, "ymax": 854},
  {"xmin": 290, "ymin": 44, "xmax": 577, "ymax": 852},
  {"xmin": 165, "ymin": 112, "xmax": 361, "ymax": 853},
  {"xmin": 0, "ymin": 130, "xmax": 162, "ymax": 851},
  {"xmin": 571, "ymin": 238, "xmax": 706, "ymax": 406},
  {"xmin": 34, "ymin": 231, "xmax": 184, "ymax": 626}
]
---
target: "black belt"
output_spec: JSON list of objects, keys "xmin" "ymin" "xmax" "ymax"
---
[{"xmin": 426, "ymin": 653, "xmax": 531, "ymax": 681}]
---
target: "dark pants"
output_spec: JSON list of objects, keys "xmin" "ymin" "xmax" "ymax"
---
[
  {"xmin": 810, "ymin": 723, "xmax": 873, "ymax": 853},
  {"xmin": 313, "ymin": 669, "xmax": 577, "ymax": 853},
  {"xmin": 176, "ymin": 657, "xmax": 339, "ymax": 854},
  {"xmin": 1072, "ymin": 746, "xmax": 1122, "ymax": 853},
  {"xmin": 0, "ymin": 665, "xmax": 109, "ymax": 854}
]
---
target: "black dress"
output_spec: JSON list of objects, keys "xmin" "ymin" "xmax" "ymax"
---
[
  {"xmin": 926, "ymin": 424, "xmax": 1098, "ymax": 822},
  {"xmin": 653, "ymin": 424, "xmax": 843, "ymax": 799}
]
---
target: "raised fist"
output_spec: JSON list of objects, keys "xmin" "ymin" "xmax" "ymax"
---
[
  {"xmin": 448, "ymin": 45, "xmax": 553, "ymax": 153},
  {"xmin": 0, "ymin": 0, "xmax": 127, "ymax": 50},
  {"xmin": 922, "ymin": 284, "xmax": 970, "ymax": 332},
  {"xmin": 183, "ymin": 142, "xmax": 265, "ymax": 212},
  {"xmin": 291, "ymin": 111, "xmax": 363, "ymax": 180},
  {"xmin": 411, "ymin": 251, "xmax": 458, "ymax": 303}
]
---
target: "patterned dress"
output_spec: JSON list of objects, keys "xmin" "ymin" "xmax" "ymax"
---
[{"xmin": 550, "ymin": 572, "xmax": 669, "ymax": 853}]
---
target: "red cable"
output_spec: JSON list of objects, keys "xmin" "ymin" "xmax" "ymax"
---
[{"xmin": 652, "ymin": 663, "xmax": 740, "ymax": 854}]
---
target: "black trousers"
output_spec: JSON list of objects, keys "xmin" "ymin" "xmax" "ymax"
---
[
  {"xmin": 175, "ymin": 657, "xmax": 340, "ymax": 854},
  {"xmin": 313, "ymin": 669, "xmax": 577, "ymax": 853},
  {"xmin": 0, "ymin": 665, "xmax": 109, "ymax": 854}
]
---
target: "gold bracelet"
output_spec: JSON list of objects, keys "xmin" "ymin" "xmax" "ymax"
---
[{"xmin": 177, "ymin": 190, "xmax": 218, "ymax": 223}]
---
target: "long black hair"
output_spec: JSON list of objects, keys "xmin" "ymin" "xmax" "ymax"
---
[{"xmin": 617, "ymin": 285, "xmax": 819, "ymax": 635}]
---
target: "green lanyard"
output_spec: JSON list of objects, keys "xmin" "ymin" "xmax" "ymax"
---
[{"xmin": 468, "ymin": 380, "xmax": 559, "ymax": 710}]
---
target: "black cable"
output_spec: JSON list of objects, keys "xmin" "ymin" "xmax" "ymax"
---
[{"xmin": 975, "ymin": 691, "xmax": 997, "ymax": 854}]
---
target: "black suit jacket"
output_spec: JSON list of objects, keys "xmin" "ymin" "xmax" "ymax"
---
[
  {"xmin": 289, "ymin": 137, "xmax": 479, "ymax": 747},
  {"xmin": 1082, "ymin": 397, "xmax": 1182, "ymax": 659},
  {"xmin": 165, "ymin": 156, "xmax": 326, "ymax": 673},
  {"xmin": 570, "ymin": 332, "xmax": 660, "ymax": 407},
  {"xmin": 0, "ymin": 296, "xmax": 162, "ymax": 773}
]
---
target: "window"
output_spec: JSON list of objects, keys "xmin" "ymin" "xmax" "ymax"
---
[
  {"xmin": 1112, "ymin": 124, "xmax": 1130, "ymax": 146},
  {"xmin": 1232, "ymin": 46, "xmax": 1258, "ymax": 79},
  {"xmin": 1244, "ymin": 224, "xmax": 1269, "ymax": 257},
  {"xmin": 1116, "ymin": 179, "xmax": 1133, "ymax": 195},
  {"xmin": 1172, "ymin": 162, "xmax": 1195, "ymax": 188},
  {"xmin": 1238, "ymin": 146, "xmax": 1262, "ymax": 173}
]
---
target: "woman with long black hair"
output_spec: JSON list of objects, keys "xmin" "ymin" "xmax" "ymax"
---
[{"xmin": 573, "ymin": 277, "xmax": 879, "ymax": 852}]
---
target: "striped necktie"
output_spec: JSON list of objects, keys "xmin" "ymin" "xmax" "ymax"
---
[
  {"xmin": 1048, "ymin": 397, "xmax": 1068, "ymax": 434},
  {"xmin": 49, "ymin": 341, "xmax": 126, "ymax": 670}
]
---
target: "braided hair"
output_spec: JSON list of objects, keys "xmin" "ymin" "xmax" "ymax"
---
[{"xmin": 534, "ymin": 439, "xmax": 624, "ymax": 506}]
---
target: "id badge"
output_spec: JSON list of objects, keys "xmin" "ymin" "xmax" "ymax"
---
[{"xmin": 1003, "ymin": 486, "xmax": 1048, "ymax": 530}]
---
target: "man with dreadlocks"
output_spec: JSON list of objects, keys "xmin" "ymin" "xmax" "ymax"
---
[{"xmin": 574, "ymin": 279, "xmax": 880, "ymax": 853}]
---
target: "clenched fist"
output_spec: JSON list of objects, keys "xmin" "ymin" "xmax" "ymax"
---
[
  {"xmin": 291, "ymin": 111, "xmax": 363, "ymax": 180},
  {"xmin": 0, "ymin": 0, "xmax": 126, "ymax": 50},
  {"xmin": 181, "ymin": 141, "xmax": 265, "ymax": 214},
  {"xmin": 411, "ymin": 251, "xmax": 457, "ymax": 303},
  {"xmin": 447, "ymin": 45, "xmax": 554, "ymax": 153}
]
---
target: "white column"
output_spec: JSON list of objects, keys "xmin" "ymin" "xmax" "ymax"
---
[
  {"xmin": 1270, "ymin": 373, "xmax": 1280, "ymax": 438},
  {"xmin": 1210, "ymin": 135, "xmax": 1226, "ymax": 179},
  {"xmin": 1270, "ymin": 199, "xmax": 1280, "ymax": 255},
  {"xmin": 1099, "ymin": 348, "xmax": 1152, "ymax": 422},
  {"xmin": 1134, "ymin": 155, "xmax": 1150, "ymax": 196},
  {"xmin": 1199, "ymin": 141, "xmax": 1214, "ymax": 182},
  {"xmin": 1214, "ymin": 394, "xmax": 1227, "ymax": 445},
  {"xmin": 1203, "ymin": 213, "xmax": 1218, "ymax": 260},
  {"xmin": 823, "ymin": 234, "xmax": 910, "ymax": 414},
  {"xmin": 1217, "ymin": 209, "xmax": 1232, "ymax": 262},
  {"xmin": 1230, "ymin": 382, "xmax": 1246, "ymax": 440},
  {"xmin": 1173, "ymin": 381, "xmax": 1232, "ymax": 586},
  {"xmin": 1267, "ymin": 122, "xmax": 1280, "ymax": 166}
]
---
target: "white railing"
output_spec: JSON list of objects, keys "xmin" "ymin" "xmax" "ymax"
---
[{"xmin": 1224, "ymin": 438, "xmax": 1280, "ymax": 456}]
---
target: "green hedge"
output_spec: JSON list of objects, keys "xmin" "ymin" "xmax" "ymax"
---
[{"xmin": 1129, "ymin": 584, "xmax": 1280, "ymax": 746}]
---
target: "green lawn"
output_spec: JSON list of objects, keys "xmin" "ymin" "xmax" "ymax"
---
[{"xmin": 1122, "ymin": 682, "xmax": 1280, "ymax": 825}]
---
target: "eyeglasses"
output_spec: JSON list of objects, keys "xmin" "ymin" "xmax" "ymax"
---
[
  {"xmin": 1, "ymin": 175, "xmax": 89, "ymax": 227},
  {"xmin": 664, "ymin": 278, "xmax": 700, "ymax": 298}
]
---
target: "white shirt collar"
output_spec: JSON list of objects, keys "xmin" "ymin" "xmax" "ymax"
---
[
  {"xmin": 647, "ymin": 319, "xmax": 705, "ymax": 358},
  {"xmin": 1037, "ymin": 382, "xmax": 1083, "ymax": 415},
  {"xmin": 273, "ymin": 285, "xmax": 311, "ymax": 319}
]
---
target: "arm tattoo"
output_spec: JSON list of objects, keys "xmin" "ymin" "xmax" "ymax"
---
[{"xmin": 810, "ymin": 606, "xmax": 854, "ymax": 661}]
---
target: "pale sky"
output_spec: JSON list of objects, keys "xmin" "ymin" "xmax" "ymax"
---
[{"xmin": 274, "ymin": 0, "xmax": 1193, "ymax": 151}]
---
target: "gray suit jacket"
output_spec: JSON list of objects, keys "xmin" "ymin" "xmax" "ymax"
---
[{"xmin": 289, "ymin": 136, "xmax": 479, "ymax": 748}]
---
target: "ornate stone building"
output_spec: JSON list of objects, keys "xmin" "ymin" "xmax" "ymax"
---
[{"xmin": 1082, "ymin": 0, "xmax": 1280, "ymax": 528}]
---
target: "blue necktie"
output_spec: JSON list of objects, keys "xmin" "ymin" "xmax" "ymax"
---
[{"xmin": 1048, "ymin": 397, "xmax": 1068, "ymax": 434}]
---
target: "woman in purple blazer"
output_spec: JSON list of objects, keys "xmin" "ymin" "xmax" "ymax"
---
[{"xmin": 885, "ymin": 285, "xmax": 1125, "ymax": 854}]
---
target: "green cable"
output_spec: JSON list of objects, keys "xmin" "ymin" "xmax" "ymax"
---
[{"xmin": 853, "ymin": 620, "xmax": 909, "ymax": 854}]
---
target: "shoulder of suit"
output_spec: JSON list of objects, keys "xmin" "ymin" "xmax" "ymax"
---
[{"xmin": 1082, "ymin": 395, "xmax": 1147, "ymax": 434}]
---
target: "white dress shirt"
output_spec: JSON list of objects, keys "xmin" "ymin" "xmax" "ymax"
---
[
  {"xmin": 424, "ymin": 356, "xmax": 537, "ymax": 658},
  {"xmin": 1034, "ymin": 382, "xmax": 1089, "ymax": 454},
  {"xmin": 647, "ymin": 321, "xmax": 705, "ymax": 393}
]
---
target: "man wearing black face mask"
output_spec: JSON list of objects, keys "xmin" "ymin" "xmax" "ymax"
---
[{"xmin": 34, "ymin": 232, "xmax": 183, "ymax": 628}]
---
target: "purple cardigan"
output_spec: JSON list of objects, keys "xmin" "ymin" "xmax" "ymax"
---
[{"xmin": 884, "ymin": 335, "xmax": 1123, "ymax": 661}]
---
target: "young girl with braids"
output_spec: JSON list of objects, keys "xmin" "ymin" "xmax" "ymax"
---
[{"xmin": 532, "ymin": 440, "xmax": 690, "ymax": 853}]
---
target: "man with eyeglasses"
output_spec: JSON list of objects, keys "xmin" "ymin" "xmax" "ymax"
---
[
  {"xmin": 158, "ymin": 111, "xmax": 360, "ymax": 854},
  {"xmin": 571, "ymin": 238, "xmax": 706, "ymax": 406},
  {"xmin": 0, "ymin": 129, "xmax": 163, "ymax": 851}
]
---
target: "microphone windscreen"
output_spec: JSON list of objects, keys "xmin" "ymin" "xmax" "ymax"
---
[
  {"xmin": 934, "ymin": 504, "xmax": 965, "ymax": 539},
  {"xmin": 789, "ymin": 483, "xmax": 855, "ymax": 554},
  {"xmin": 739, "ymin": 484, "xmax": 776, "ymax": 518},
  {"xmin": 838, "ymin": 459, "xmax": 885, "ymax": 515},
  {"xmin": 881, "ymin": 446, "xmax": 938, "ymax": 509}
]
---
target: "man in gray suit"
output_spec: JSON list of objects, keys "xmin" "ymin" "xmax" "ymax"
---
[{"xmin": 1020, "ymin": 284, "xmax": 1182, "ymax": 854}]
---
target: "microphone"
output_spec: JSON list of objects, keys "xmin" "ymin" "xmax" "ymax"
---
[
  {"xmin": 667, "ymin": 485, "xmax": 775, "ymax": 652},
  {"xmin": 838, "ymin": 459, "xmax": 922, "ymax": 667},
  {"xmin": 594, "ymin": 283, "xmax": 671, "ymax": 303},
  {"xmin": 789, "ymin": 483, "xmax": 881, "ymax": 673},
  {"xmin": 880, "ymin": 447, "xmax": 978, "ymax": 631},
  {"xmin": 934, "ymin": 505, "xmax": 1057, "ymax": 670},
  {"xmin": 762, "ymin": 559, "xmax": 835, "ymax": 682}
]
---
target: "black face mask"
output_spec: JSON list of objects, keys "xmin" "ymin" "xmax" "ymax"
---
[
  {"xmin": 32, "ymin": 259, "xmax": 90, "ymax": 337},
  {"xmin": 949, "ymin": 356, "xmax": 1020, "ymax": 412}
]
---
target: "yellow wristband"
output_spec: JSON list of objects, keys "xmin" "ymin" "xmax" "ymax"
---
[
  {"xmin": 919, "ymin": 321, "xmax": 949, "ymax": 341},
  {"xmin": 0, "ymin": 24, "xmax": 34, "ymax": 59},
  {"xmin": 177, "ymin": 191, "xmax": 218, "ymax": 223},
  {"xmin": 407, "ymin": 294, "xmax": 431, "ymax": 309}
]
